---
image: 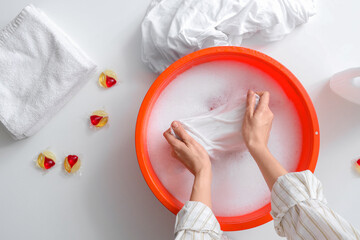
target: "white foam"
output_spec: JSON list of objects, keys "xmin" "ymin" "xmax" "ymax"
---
[{"xmin": 147, "ymin": 61, "xmax": 302, "ymax": 216}]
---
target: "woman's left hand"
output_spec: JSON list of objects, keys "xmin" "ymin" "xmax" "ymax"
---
[
  {"xmin": 163, "ymin": 121, "xmax": 211, "ymax": 177},
  {"xmin": 163, "ymin": 121, "xmax": 213, "ymax": 208}
]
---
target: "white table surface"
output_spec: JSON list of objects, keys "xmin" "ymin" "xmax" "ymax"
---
[{"xmin": 0, "ymin": 0, "xmax": 359, "ymax": 239}]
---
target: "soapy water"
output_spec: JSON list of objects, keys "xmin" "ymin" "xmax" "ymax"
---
[{"xmin": 147, "ymin": 61, "xmax": 302, "ymax": 216}]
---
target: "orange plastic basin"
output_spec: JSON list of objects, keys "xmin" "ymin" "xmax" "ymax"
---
[{"xmin": 135, "ymin": 46, "xmax": 320, "ymax": 231}]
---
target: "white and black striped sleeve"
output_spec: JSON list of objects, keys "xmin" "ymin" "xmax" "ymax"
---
[
  {"xmin": 271, "ymin": 170, "xmax": 360, "ymax": 240},
  {"xmin": 174, "ymin": 201, "xmax": 229, "ymax": 240}
]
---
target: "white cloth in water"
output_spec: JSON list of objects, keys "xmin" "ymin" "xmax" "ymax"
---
[
  {"xmin": 141, "ymin": 0, "xmax": 316, "ymax": 73},
  {"xmin": 171, "ymin": 94, "xmax": 259, "ymax": 157},
  {"xmin": 0, "ymin": 5, "xmax": 97, "ymax": 140}
]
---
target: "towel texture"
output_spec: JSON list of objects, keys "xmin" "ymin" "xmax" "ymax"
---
[
  {"xmin": 171, "ymin": 94, "xmax": 259, "ymax": 158},
  {"xmin": 0, "ymin": 5, "xmax": 97, "ymax": 140},
  {"xmin": 141, "ymin": 0, "xmax": 316, "ymax": 73}
]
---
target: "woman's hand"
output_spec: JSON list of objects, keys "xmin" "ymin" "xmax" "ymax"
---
[
  {"xmin": 163, "ymin": 121, "xmax": 211, "ymax": 176},
  {"xmin": 163, "ymin": 121, "xmax": 213, "ymax": 208},
  {"xmin": 242, "ymin": 90, "xmax": 274, "ymax": 154},
  {"xmin": 242, "ymin": 90, "xmax": 287, "ymax": 190}
]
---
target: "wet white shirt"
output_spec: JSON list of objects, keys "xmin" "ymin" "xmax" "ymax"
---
[
  {"xmin": 171, "ymin": 94, "xmax": 259, "ymax": 159},
  {"xmin": 174, "ymin": 171, "xmax": 360, "ymax": 240}
]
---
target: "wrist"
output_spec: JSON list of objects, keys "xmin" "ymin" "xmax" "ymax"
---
[
  {"xmin": 247, "ymin": 140, "xmax": 267, "ymax": 153},
  {"xmin": 249, "ymin": 145, "xmax": 273, "ymax": 163},
  {"xmin": 191, "ymin": 166, "xmax": 212, "ymax": 209},
  {"xmin": 194, "ymin": 166, "xmax": 212, "ymax": 179},
  {"xmin": 248, "ymin": 143, "xmax": 269, "ymax": 156}
]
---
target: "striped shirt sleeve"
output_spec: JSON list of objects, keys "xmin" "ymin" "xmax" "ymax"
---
[
  {"xmin": 271, "ymin": 170, "xmax": 360, "ymax": 240},
  {"xmin": 174, "ymin": 201, "xmax": 230, "ymax": 240}
]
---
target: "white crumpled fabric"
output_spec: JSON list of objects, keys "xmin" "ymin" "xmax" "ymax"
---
[
  {"xmin": 171, "ymin": 94, "xmax": 259, "ymax": 158},
  {"xmin": 141, "ymin": 0, "xmax": 316, "ymax": 73}
]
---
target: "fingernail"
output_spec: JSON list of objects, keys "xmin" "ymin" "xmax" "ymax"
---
[{"xmin": 172, "ymin": 121, "xmax": 178, "ymax": 128}]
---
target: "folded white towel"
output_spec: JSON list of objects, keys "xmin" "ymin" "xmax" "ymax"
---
[
  {"xmin": 141, "ymin": 0, "xmax": 316, "ymax": 73},
  {"xmin": 0, "ymin": 5, "xmax": 97, "ymax": 140},
  {"xmin": 171, "ymin": 94, "xmax": 259, "ymax": 157}
]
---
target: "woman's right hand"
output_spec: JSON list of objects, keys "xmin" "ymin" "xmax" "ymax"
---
[
  {"xmin": 242, "ymin": 90, "xmax": 288, "ymax": 190},
  {"xmin": 242, "ymin": 90, "xmax": 274, "ymax": 154}
]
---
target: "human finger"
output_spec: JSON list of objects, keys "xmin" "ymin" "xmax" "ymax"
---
[
  {"xmin": 256, "ymin": 91, "xmax": 270, "ymax": 111},
  {"xmin": 246, "ymin": 89, "xmax": 256, "ymax": 117},
  {"xmin": 163, "ymin": 128, "xmax": 185, "ymax": 149},
  {"xmin": 171, "ymin": 150, "xmax": 177, "ymax": 158},
  {"xmin": 171, "ymin": 121, "xmax": 192, "ymax": 143}
]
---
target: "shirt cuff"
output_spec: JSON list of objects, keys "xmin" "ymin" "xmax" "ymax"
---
[
  {"xmin": 270, "ymin": 170, "xmax": 327, "ymax": 235},
  {"xmin": 175, "ymin": 201, "xmax": 222, "ymax": 235}
]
